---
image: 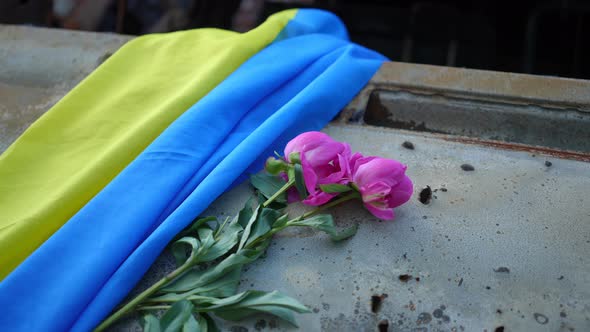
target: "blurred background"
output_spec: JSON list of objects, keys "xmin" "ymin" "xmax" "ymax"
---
[{"xmin": 1, "ymin": 0, "xmax": 589, "ymax": 79}]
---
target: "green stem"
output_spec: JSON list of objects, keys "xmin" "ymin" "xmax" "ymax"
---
[
  {"xmin": 96, "ymin": 184, "xmax": 358, "ymax": 330},
  {"xmin": 262, "ymin": 178, "xmax": 294, "ymax": 208},
  {"xmin": 137, "ymin": 305, "xmax": 171, "ymax": 311},
  {"xmin": 93, "ymin": 260, "xmax": 193, "ymax": 331},
  {"xmin": 214, "ymin": 216, "xmax": 231, "ymax": 239},
  {"xmin": 246, "ymin": 192, "xmax": 359, "ymax": 249},
  {"xmin": 297, "ymin": 192, "xmax": 360, "ymax": 220}
]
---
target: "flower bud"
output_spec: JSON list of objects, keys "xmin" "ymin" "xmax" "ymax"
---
[
  {"xmin": 288, "ymin": 152, "xmax": 301, "ymax": 164},
  {"xmin": 265, "ymin": 157, "xmax": 288, "ymax": 175}
]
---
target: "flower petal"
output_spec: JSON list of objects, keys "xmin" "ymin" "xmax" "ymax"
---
[
  {"xmin": 364, "ymin": 203, "xmax": 394, "ymax": 220},
  {"xmin": 360, "ymin": 181, "xmax": 390, "ymax": 203},
  {"xmin": 284, "ymin": 131, "xmax": 334, "ymax": 162},
  {"xmin": 301, "ymin": 154, "xmax": 318, "ymax": 195},
  {"xmin": 303, "ymin": 191, "xmax": 336, "ymax": 206},
  {"xmin": 353, "ymin": 157, "xmax": 407, "ymax": 188},
  {"xmin": 387, "ymin": 175, "xmax": 413, "ymax": 208}
]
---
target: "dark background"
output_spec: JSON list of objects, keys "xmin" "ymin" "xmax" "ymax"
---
[{"xmin": 2, "ymin": 0, "xmax": 589, "ymax": 79}]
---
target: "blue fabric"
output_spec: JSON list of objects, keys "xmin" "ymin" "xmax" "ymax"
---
[{"xmin": 0, "ymin": 9, "xmax": 386, "ymax": 332}]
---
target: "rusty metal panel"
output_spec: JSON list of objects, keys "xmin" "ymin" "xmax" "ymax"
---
[
  {"xmin": 364, "ymin": 90, "xmax": 590, "ymax": 155},
  {"xmin": 1, "ymin": 25, "xmax": 589, "ymax": 332}
]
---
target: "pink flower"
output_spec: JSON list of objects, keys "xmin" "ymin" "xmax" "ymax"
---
[
  {"xmin": 284, "ymin": 132, "xmax": 352, "ymax": 206},
  {"xmin": 351, "ymin": 156, "xmax": 413, "ymax": 220}
]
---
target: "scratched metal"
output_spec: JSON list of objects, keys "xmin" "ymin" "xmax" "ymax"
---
[{"xmin": 1, "ymin": 25, "xmax": 589, "ymax": 332}]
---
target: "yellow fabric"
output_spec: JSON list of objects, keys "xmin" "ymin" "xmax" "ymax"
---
[{"xmin": 0, "ymin": 9, "xmax": 297, "ymax": 279}]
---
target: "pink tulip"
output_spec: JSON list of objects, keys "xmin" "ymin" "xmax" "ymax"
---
[
  {"xmin": 284, "ymin": 132, "xmax": 352, "ymax": 206},
  {"xmin": 351, "ymin": 156, "xmax": 413, "ymax": 220}
]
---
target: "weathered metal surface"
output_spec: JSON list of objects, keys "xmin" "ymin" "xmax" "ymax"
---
[
  {"xmin": 341, "ymin": 61, "xmax": 590, "ymax": 118},
  {"xmin": 196, "ymin": 124, "xmax": 590, "ymax": 332},
  {"xmin": 1, "ymin": 25, "xmax": 590, "ymax": 332},
  {"xmin": 364, "ymin": 90, "xmax": 590, "ymax": 156},
  {"xmin": 0, "ymin": 25, "xmax": 130, "ymax": 153}
]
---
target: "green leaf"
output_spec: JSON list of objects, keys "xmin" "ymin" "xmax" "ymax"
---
[
  {"xmin": 328, "ymin": 223, "xmax": 358, "ymax": 241},
  {"xmin": 175, "ymin": 216, "xmax": 217, "ymax": 240},
  {"xmin": 160, "ymin": 300, "xmax": 194, "ymax": 332},
  {"xmin": 197, "ymin": 222, "xmax": 241, "ymax": 263},
  {"xmin": 236, "ymin": 198, "xmax": 254, "ymax": 228},
  {"xmin": 198, "ymin": 313, "xmax": 220, "ymax": 332},
  {"xmin": 250, "ymin": 173, "xmax": 287, "ymax": 203},
  {"xmin": 142, "ymin": 314, "xmax": 162, "ymax": 332},
  {"xmin": 200, "ymin": 290, "xmax": 311, "ymax": 327},
  {"xmin": 238, "ymin": 205, "xmax": 260, "ymax": 250},
  {"xmin": 171, "ymin": 237, "xmax": 200, "ymax": 267},
  {"xmin": 197, "ymin": 226, "xmax": 214, "ymax": 243},
  {"xmin": 244, "ymin": 208, "xmax": 282, "ymax": 248},
  {"xmin": 273, "ymin": 213, "xmax": 289, "ymax": 228},
  {"xmin": 292, "ymin": 163, "xmax": 308, "ymax": 199},
  {"xmin": 191, "ymin": 267, "xmax": 241, "ymax": 298},
  {"xmin": 319, "ymin": 183, "xmax": 353, "ymax": 193},
  {"xmin": 162, "ymin": 250, "xmax": 259, "ymax": 293},
  {"xmin": 152, "ymin": 267, "xmax": 242, "ymax": 301},
  {"xmin": 182, "ymin": 314, "xmax": 200, "ymax": 332},
  {"xmin": 192, "ymin": 228, "xmax": 216, "ymax": 263},
  {"xmin": 289, "ymin": 214, "xmax": 358, "ymax": 242}
]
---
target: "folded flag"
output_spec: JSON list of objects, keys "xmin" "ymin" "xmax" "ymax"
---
[
  {"xmin": 0, "ymin": 9, "xmax": 386, "ymax": 332},
  {"xmin": 0, "ymin": 9, "xmax": 297, "ymax": 279}
]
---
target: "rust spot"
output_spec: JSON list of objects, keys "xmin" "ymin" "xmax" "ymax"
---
[
  {"xmin": 371, "ymin": 294, "xmax": 388, "ymax": 313},
  {"xmin": 399, "ymin": 274, "xmax": 413, "ymax": 282},
  {"xmin": 441, "ymin": 136, "xmax": 590, "ymax": 162}
]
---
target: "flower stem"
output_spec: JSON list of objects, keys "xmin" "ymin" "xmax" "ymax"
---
[
  {"xmin": 95, "ymin": 184, "xmax": 357, "ymax": 330},
  {"xmin": 298, "ymin": 192, "xmax": 360, "ymax": 220},
  {"xmin": 137, "ymin": 305, "xmax": 171, "ymax": 311},
  {"xmin": 262, "ymin": 178, "xmax": 294, "ymax": 208},
  {"xmin": 246, "ymin": 192, "xmax": 360, "ymax": 249},
  {"xmin": 93, "ymin": 260, "xmax": 192, "ymax": 332}
]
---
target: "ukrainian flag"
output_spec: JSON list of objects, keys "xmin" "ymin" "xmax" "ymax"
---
[{"xmin": 0, "ymin": 9, "xmax": 385, "ymax": 331}]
